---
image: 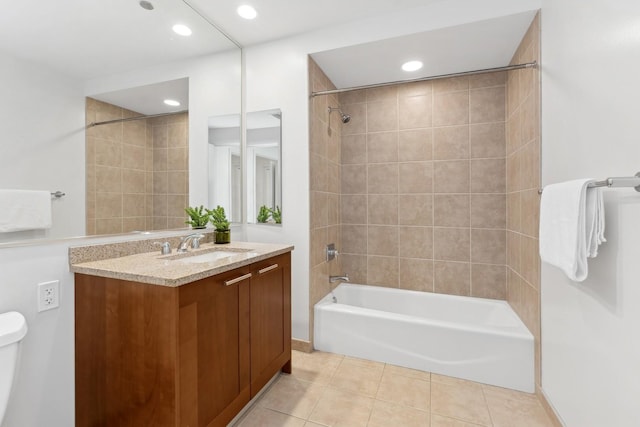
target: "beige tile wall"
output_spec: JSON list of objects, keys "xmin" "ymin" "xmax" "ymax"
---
[
  {"xmin": 308, "ymin": 58, "xmax": 343, "ymax": 343},
  {"xmin": 506, "ymin": 14, "xmax": 541, "ymax": 386},
  {"xmin": 85, "ymin": 98, "xmax": 188, "ymax": 235},
  {"xmin": 148, "ymin": 113, "xmax": 189, "ymax": 230},
  {"xmin": 339, "ymin": 73, "xmax": 507, "ymax": 299}
]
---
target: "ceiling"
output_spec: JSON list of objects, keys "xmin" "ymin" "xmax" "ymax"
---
[
  {"xmin": 311, "ymin": 11, "xmax": 537, "ymax": 89},
  {"xmin": 90, "ymin": 78, "xmax": 189, "ymax": 117},
  {"xmin": 188, "ymin": 0, "xmax": 446, "ymax": 47},
  {"xmin": 0, "ymin": 0, "xmax": 235, "ymax": 81},
  {"xmin": 0, "ymin": 1, "xmax": 540, "ymax": 113}
]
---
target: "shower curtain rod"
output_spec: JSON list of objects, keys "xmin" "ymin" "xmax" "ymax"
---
[
  {"xmin": 310, "ymin": 61, "xmax": 537, "ymax": 97},
  {"xmin": 88, "ymin": 110, "xmax": 188, "ymax": 127}
]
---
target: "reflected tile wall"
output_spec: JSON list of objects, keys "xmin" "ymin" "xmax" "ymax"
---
[
  {"xmin": 85, "ymin": 98, "xmax": 188, "ymax": 235},
  {"xmin": 339, "ymin": 71, "xmax": 507, "ymax": 299},
  {"xmin": 506, "ymin": 13, "xmax": 541, "ymax": 386}
]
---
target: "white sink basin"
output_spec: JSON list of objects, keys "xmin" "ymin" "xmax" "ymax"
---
[{"xmin": 176, "ymin": 251, "xmax": 239, "ymax": 264}]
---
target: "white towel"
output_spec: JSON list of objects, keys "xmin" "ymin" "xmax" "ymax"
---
[
  {"xmin": 0, "ymin": 190, "xmax": 52, "ymax": 232},
  {"xmin": 539, "ymin": 179, "xmax": 606, "ymax": 282}
]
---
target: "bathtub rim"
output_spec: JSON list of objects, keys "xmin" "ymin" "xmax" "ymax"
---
[{"xmin": 318, "ymin": 283, "xmax": 533, "ymax": 341}]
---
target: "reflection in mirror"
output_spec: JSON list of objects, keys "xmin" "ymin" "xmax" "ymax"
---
[
  {"xmin": 208, "ymin": 115, "xmax": 242, "ymax": 223},
  {"xmin": 247, "ymin": 109, "xmax": 282, "ymax": 224},
  {"xmin": 0, "ymin": 0, "xmax": 240, "ymax": 244},
  {"xmin": 86, "ymin": 78, "xmax": 189, "ymax": 235},
  {"xmin": 207, "ymin": 109, "xmax": 282, "ymax": 225}
]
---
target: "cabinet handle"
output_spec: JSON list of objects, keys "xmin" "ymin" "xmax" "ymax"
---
[
  {"xmin": 258, "ymin": 264, "xmax": 279, "ymax": 274},
  {"xmin": 224, "ymin": 273, "xmax": 252, "ymax": 286}
]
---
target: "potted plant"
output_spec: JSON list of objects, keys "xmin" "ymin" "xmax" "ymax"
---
[
  {"xmin": 207, "ymin": 205, "xmax": 231, "ymax": 244},
  {"xmin": 184, "ymin": 205, "xmax": 209, "ymax": 229},
  {"xmin": 257, "ymin": 205, "xmax": 270, "ymax": 223}
]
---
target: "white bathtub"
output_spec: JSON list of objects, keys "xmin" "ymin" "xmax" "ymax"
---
[{"xmin": 314, "ymin": 283, "xmax": 534, "ymax": 392}]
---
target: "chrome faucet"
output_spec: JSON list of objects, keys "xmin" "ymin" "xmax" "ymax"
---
[
  {"xmin": 329, "ymin": 274, "xmax": 349, "ymax": 284},
  {"xmin": 177, "ymin": 233, "xmax": 205, "ymax": 253}
]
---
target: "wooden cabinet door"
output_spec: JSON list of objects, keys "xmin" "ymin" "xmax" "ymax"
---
[
  {"xmin": 178, "ymin": 267, "xmax": 251, "ymax": 427},
  {"xmin": 249, "ymin": 253, "xmax": 292, "ymax": 397},
  {"xmin": 75, "ymin": 274, "xmax": 180, "ymax": 427}
]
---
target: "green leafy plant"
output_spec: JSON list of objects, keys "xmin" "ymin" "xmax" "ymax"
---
[
  {"xmin": 269, "ymin": 206, "xmax": 282, "ymax": 224},
  {"xmin": 257, "ymin": 205, "xmax": 270, "ymax": 223},
  {"xmin": 184, "ymin": 205, "xmax": 209, "ymax": 228},
  {"xmin": 207, "ymin": 205, "xmax": 230, "ymax": 231}
]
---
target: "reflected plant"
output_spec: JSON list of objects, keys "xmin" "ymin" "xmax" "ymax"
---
[
  {"xmin": 257, "ymin": 205, "xmax": 270, "ymax": 223},
  {"xmin": 269, "ymin": 206, "xmax": 282, "ymax": 224},
  {"xmin": 184, "ymin": 205, "xmax": 209, "ymax": 228}
]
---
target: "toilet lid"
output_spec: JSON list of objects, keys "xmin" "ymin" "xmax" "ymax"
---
[{"xmin": 0, "ymin": 312, "xmax": 27, "ymax": 347}]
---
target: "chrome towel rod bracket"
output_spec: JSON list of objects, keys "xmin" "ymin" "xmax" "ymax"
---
[
  {"xmin": 51, "ymin": 191, "xmax": 66, "ymax": 198},
  {"xmin": 538, "ymin": 172, "xmax": 640, "ymax": 194}
]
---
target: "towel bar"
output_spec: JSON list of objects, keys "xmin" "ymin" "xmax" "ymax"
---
[{"xmin": 538, "ymin": 172, "xmax": 640, "ymax": 194}]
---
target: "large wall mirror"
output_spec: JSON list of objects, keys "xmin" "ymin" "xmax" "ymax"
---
[
  {"xmin": 208, "ymin": 109, "xmax": 282, "ymax": 225},
  {"xmin": 0, "ymin": 0, "xmax": 241, "ymax": 244}
]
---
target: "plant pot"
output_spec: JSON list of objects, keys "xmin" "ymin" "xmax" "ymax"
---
[
  {"xmin": 214, "ymin": 229, "xmax": 231, "ymax": 244},
  {"xmin": 192, "ymin": 226, "xmax": 207, "ymax": 230}
]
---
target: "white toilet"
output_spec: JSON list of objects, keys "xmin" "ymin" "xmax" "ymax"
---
[{"xmin": 0, "ymin": 312, "xmax": 27, "ymax": 426}]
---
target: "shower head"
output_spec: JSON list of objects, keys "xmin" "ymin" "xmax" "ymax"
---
[{"xmin": 328, "ymin": 107, "xmax": 351, "ymax": 124}]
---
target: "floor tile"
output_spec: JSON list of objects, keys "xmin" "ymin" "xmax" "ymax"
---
[
  {"xmin": 431, "ymin": 380, "xmax": 492, "ymax": 426},
  {"xmin": 308, "ymin": 387, "xmax": 374, "ymax": 427},
  {"xmin": 368, "ymin": 400, "xmax": 430, "ymax": 427},
  {"xmin": 484, "ymin": 391, "xmax": 554, "ymax": 427},
  {"xmin": 258, "ymin": 375, "xmax": 325, "ymax": 419},
  {"xmin": 290, "ymin": 350, "xmax": 343, "ymax": 385},
  {"xmin": 431, "ymin": 413, "xmax": 487, "ymax": 426},
  {"xmin": 235, "ymin": 406, "xmax": 306, "ymax": 427},
  {"xmin": 375, "ymin": 371, "xmax": 430, "ymax": 410},
  {"xmin": 481, "ymin": 383, "xmax": 539, "ymax": 403},
  {"xmin": 383, "ymin": 363, "xmax": 431, "ymax": 381},
  {"xmin": 431, "ymin": 373, "xmax": 483, "ymax": 387},
  {"xmin": 234, "ymin": 351, "xmax": 556, "ymax": 427},
  {"xmin": 329, "ymin": 357, "xmax": 384, "ymax": 396}
]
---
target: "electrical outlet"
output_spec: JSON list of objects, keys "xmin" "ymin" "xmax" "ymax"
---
[{"xmin": 37, "ymin": 280, "xmax": 60, "ymax": 312}]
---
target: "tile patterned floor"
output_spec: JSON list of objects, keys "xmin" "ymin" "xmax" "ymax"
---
[{"xmin": 232, "ymin": 350, "xmax": 554, "ymax": 427}]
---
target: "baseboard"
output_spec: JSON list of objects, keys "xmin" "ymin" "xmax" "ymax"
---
[
  {"xmin": 536, "ymin": 384, "xmax": 564, "ymax": 427},
  {"xmin": 291, "ymin": 338, "xmax": 313, "ymax": 353}
]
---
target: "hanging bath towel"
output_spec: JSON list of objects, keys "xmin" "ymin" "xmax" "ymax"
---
[
  {"xmin": 0, "ymin": 190, "xmax": 52, "ymax": 232},
  {"xmin": 539, "ymin": 179, "xmax": 605, "ymax": 282}
]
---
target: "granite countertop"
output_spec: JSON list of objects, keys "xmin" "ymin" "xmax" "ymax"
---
[{"xmin": 70, "ymin": 241, "xmax": 294, "ymax": 287}]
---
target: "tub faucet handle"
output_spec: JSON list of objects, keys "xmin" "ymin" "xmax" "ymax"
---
[{"xmin": 326, "ymin": 243, "xmax": 339, "ymax": 261}]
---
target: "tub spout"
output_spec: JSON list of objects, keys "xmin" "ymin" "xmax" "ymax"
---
[{"xmin": 329, "ymin": 274, "xmax": 349, "ymax": 284}]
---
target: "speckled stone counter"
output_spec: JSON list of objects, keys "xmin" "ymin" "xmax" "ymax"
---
[{"xmin": 69, "ymin": 240, "xmax": 294, "ymax": 287}]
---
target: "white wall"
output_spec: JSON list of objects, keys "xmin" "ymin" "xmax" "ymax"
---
[
  {"xmin": 0, "ymin": 52, "xmax": 86, "ymax": 242},
  {"xmin": 540, "ymin": 1, "xmax": 640, "ymax": 425}
]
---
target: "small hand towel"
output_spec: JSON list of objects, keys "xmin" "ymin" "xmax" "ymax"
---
[
  {"xmin": 539, "ymin": 179, "xmax": 606, "ymax": 282},
  {"xmin": 0, "ymin": 190, "xmax": 52, "ymax": 232}
]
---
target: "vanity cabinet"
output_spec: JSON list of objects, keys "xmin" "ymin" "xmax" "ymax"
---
[{"xmin": 75, "ymin": 252, "xmax": 291, "ymax": 427}]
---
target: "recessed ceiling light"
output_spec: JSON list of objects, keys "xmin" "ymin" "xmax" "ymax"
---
[
  {"xmin": 402, "ymin": 60, "xmax": 423, "ymax": 72},
  {"xmin": 164, "ymin": 99, "xmax": 181, "ymax": 107},
  {"xmin": 172, "ymin": 24, "xmax": 192, "ymax": 37},
  {"xmin": 237, "ymin": 5, "xmax": 257, "ymax": 20},
  {"xmin": 139, "ymin": 1, "xmax": 154, "ymax": 11}
]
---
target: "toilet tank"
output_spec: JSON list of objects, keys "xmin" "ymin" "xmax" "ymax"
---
[{"xmin": 0, "ymin": 312, "xmax": 28, "ymax": 426}]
